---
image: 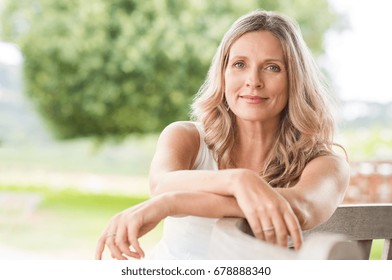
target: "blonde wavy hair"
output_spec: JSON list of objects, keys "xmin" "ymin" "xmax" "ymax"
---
[{"xmin": 191, "ymin": 10, "xmax": 341, "ymax": 188}]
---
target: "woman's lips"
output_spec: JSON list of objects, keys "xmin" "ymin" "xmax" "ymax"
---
[{"xmin": 240, "ymin": 95, "xmax": 269, "ymax": 104}]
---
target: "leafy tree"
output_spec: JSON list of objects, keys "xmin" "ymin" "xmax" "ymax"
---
[{"xmin": 1, "ymin": 0, "xmax": 341, "ymax": 139}]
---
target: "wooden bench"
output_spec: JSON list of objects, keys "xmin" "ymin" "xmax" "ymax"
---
[
  {"xmin": 208, "ymin": 204, "xmax": 392, "ymax": 259},
  {"xmin": 306, "ymin": 203, "xmax": 392, "ymax": 259}
]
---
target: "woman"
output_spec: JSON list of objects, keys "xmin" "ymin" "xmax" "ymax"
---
[{"xmin": 95, "ymin": 10, "xmax": 349, "ymax": 260}]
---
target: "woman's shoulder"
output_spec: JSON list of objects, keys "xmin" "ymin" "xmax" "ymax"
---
[
  {"xmin": 162, "ymin": 121, "xmax": 200, "ymax": 137},
  {"xmin": 305, "ymin": 154, "xmax": 350, "ymax": 179},
  {"xmin": 158, "ymin": 121, "xmax": 201, "ymax": 150}
]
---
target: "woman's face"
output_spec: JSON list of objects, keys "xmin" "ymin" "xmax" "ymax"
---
[{"xmin": 224, "ymin": 31, "xmax": 288, "ymax": 125}]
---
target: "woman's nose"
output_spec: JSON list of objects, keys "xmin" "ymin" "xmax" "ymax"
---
[{"xmin": 246, "ymin": 68, "xmax": 263, "ymax": 88}]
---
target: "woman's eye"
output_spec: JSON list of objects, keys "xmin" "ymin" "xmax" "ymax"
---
[
  {"xmin": 234, "ymin": 61, "xmax": 245, "ymax": 68},
  {"xmin": 265, "ymin": 65, "xmax": 281, "ymax": 72}
]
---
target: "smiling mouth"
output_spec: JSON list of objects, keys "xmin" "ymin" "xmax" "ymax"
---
[
  {"xmin": 240, "ymin": 95, "xmax": 269, "ymax": 103},
  {"xmin": 241, "ymin": 95, "xmax": 269, "ymax": 100}
]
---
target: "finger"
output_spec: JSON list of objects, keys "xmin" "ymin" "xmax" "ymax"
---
[
  {"xmin": 269, "ymin": 214, "xmax": 288, "ymax": 248},
  {"xmin": 260, "ymin": 218, "xmax": 276, "ymax": 244},
  {"xmin": 115, "ymin": 226, "xmax": 140, "ymax": 259},
  {"xmin": 127, "ymin": 227, "xmax": 145, "ymax": 258},
  {"xmin": 246, "ymin": 214, "xmax": 265, "ymax": 240},
  {"xmin": 106, "ymin": 233, "xmax": 128, "ymax": 260},
  {"xmin": 95, "ymin": 226, "xmax": 112, "ymax": 260},
  {"xmin": 95, "ymin": 235, "xmax": 106, "ymax": 260},
  {"xmin": 284, "ymin": 212, "xmax": 303, "ymax": 250},
  {"xmin": 130, "ymin": 238, "xmax": 145, "ymax": 259}
]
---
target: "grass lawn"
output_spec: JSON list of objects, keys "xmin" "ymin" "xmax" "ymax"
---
[
  {"xmin": 0, "ymin": 185, "xmax": 162, "ymax": 259},
  {"xmin": 369, "ymin": 240, "xmax": 384, "ymax": 260}
]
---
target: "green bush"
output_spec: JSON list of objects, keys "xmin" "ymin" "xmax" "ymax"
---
[{"xmin": 1, "ymin": 0, "xmax": 339, "ymax": 139}]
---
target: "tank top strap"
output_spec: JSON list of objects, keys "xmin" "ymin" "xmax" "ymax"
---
[{"xmin": 191, "ymin": 122, "xmax": 218, "ymax": 170}]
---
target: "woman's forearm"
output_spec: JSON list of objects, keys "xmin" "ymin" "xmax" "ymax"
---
[
  {"xmin": 161, "ymin": 191, "xmax": 245, "ymax": 219},
  {"xmin": 150, "ymin": 169, "xmax": 243, "ymax": 197}
]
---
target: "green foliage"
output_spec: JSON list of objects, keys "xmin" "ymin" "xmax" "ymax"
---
[
  {"xmin": 339, "ymin": 126, "xmax": 392, "ymax": 161},
  {"xmin": 1, "ymin": 0, "xmax": 340, "ymax": 139}
]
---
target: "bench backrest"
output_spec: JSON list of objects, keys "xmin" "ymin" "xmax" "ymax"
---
[
  {"xmin": 305, "ymin": 203, "xmax": 392, "ymax": 259},
  {"xmin": 208, "ymin": 204, "xmax": 392, "ymax": 259}
]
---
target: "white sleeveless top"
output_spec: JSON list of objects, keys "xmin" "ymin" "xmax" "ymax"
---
[{"xmin": 148, "ymin": 122, "xmax": 219, "ymax": 259}]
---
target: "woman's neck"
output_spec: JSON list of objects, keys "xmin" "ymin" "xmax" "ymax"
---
[{"xmin": 232, "ymin": 119, "xmax": 279, "ymax": 172}]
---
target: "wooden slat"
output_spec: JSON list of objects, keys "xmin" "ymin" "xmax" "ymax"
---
[
  {"xmin": 382, "ymin": 239, "xmax": 392, "ymax": 260},
  {"xmin": 209, "ymin": 218, "xmax": 297, "ymax": 259},
  {"xmin": 238, "ymin": 204, "xmax": 392, "ymax": 259},
  {"xmin": 208, "ymin": 218, "xmax": 363, "ymax": 259},
  {"xmin": 356, "ymin": 240, "xmax": 372, "ymax": 259},
  {"xmin": 304, "ymin": 204, "xmax": 392, "ymax": 259},
  {"xmin": 307, "ymin": 204, "xmax": 392, "ymax": 240}
]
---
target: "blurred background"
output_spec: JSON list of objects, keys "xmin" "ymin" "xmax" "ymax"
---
[{"xmin": 0, "ymin": 0, "xmax": 391, "ymax": 259}]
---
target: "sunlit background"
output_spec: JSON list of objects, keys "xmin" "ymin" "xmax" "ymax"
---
[{"xmin": 0, "ymin": 0, "xmax": 391, "ymax": 259}]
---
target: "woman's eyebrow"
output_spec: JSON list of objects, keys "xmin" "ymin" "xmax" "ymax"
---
[
  {"xmin": 229, "ymin": 55, "xmax": 285, "ymax": 64},
  {"xmin": 228, "ymin": 55, "xmax": 248, "ymax": 61},
  {"xmin": 264, "ymin": 58, "xmax": 285, "ymax": 64}
]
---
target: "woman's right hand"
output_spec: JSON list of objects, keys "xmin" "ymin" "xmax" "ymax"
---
[
  {"xmin": 95, "ymin": 194, "xmax": 171, "ymax": 260},
  {"xmin": 230, "ymin": 169, "xmax": 303, "ymax": 250}
]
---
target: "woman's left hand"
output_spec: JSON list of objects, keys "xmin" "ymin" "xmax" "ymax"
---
[
  {"xmin": 95, "ymin": 195, "xmax": 170, "ymax": 260},
  {"xmin": 231, "ymin": 169, "xmax": 303, "ymax": 250}
]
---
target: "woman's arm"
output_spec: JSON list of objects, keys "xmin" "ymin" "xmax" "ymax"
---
[
  {"xmin": 151, "ymin": 122, "xmax": 349, "ymax": 228},
  {"xmin": 149, "ymin": 121, "xmax": 242, "ymax": 197},
  {"xmin": 165, "ymin": 191, "xmax": 243, "ymax": 218},
  {"xmin": 149, "ymin": 122, "xmax": 348, "ymax": 245},
  {"xmin": 275, "ymin": 155, "xmax": 350, "ymax": 230},
  {"xmin": 96, "ymin": 122, "xmax": 348, "ymax": 259},
  {"xmin": 95, "ymin": 191, "xmax": 243, "ymax": 260},
  {"xmin": 151, "ymin": 122, "xmax": 302, "ymax": 249}
]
